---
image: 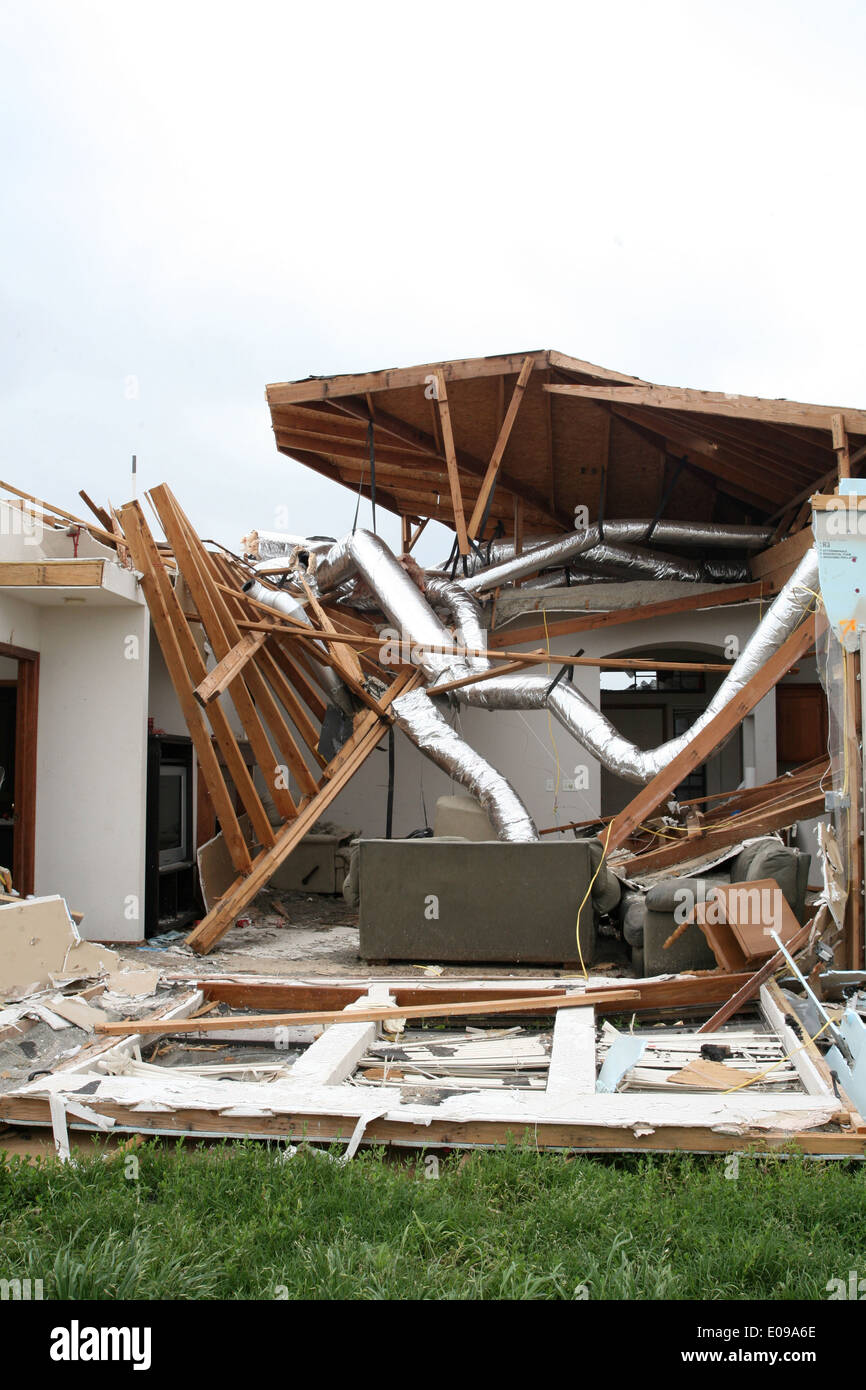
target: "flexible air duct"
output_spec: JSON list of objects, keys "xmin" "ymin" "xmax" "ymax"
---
[
  {"xmin": 459, "ymin": 520, "xmax": 773, "ymax": 593},
  {"xmin": 391, "ymin": 687, "xmax": 538, "ymax": 841}
]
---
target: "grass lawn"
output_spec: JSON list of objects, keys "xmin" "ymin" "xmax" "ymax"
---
[{"xmin": 0, "ymin": 1140, "xmax": 863, "ymax": 1300}]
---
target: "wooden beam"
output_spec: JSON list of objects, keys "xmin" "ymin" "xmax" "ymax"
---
[
  {"xmin": 97, "ymin": 986, "xmax": 641, "ymax": 1036},
  {"xmin": 193, "ymin": 632, "xmax": 267, "ymax": 706},
  {"xmin": 698, "ymin": 920, "xmax": 814, "ymax": 1033},
  {"xmin": 117, "ymin": 502, "xmax": 257, "ymax": 873},
  {"xmin": 0, "ymin": 480, "xmax": 118, "ymax": 548},
  {"xmin": 0, "ymin": 561, "xmax": 105, "ymax": 587},
  {"xmin": 546, "ymin": 382, "xmax": 866, "ymax": 434},
  {"xmin": 604, "ymin": 615, "xmax": 820, "ymax": 853},
  {"xmin": 183, "ymin": 669, "xmax": 422, "ymax": 954},
  {"xmin": 602, "ymin": 404, "xmax": 794, "ymax": 506},
  {"xmin": 434, "ymin": 370, "xmax": 469, "ymax": 555},
  {"xmin": 468, "ymin": 357, "xmax": 533, "ymax": 540},
  {"xmin": 320, "ymin": 396, "xmax": 568, "ymax": 531},
  {"xmin": 78, "ymin": 490, "xmax": 113, "ymax": 531},
  {"xmin": 750, "ymin": 526, "xmax": 814, "ymax": 592},
  {"xmin": 833, "ymin": 412, "xmax": 851, "ymax": 480},
  {"xmin": 150, "ymin": 487, "xmax": 300, "ymax": 820},
  {"xmin": 620, "ymin": 785, "xmax": 826, "ymax": 875}
]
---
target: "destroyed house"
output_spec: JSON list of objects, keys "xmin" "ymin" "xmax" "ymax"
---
[{"xmin": 0, "ymin": 349, "xmax": 863, "ymax": 1158}]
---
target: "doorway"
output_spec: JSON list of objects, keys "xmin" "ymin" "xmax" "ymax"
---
[{"xmin": 0, "ymin": 643, "xmax": 39, "ymax": 895}]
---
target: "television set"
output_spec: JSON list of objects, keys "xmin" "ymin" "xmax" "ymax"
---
[{"xmin": 158, "ymin": 762, "xmax": 189, "ymax": 867}]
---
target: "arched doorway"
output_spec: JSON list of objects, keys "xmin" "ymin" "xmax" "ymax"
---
[{"xmin": 599, "ymin": 643, "xmax": 743, "ymax": 816}]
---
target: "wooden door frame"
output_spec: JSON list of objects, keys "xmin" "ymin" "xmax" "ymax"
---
[{"xmin": 0, "ymin": 642, "xmax": 39, "ymax": 895}]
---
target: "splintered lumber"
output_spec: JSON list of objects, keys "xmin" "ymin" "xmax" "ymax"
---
[
  {"xmin": 666, "ymin": 1058, "xmax": 764, "ymax": 1091},
  {"xmin": 184, "ymin": 667, "xmax": 422, "ymax": 954},
  {"xmin": 118, "ymin": 501, "xmax": 259, "ymax": 872},
  {"xmin": 604, "ymin": 615, "xmax": 819, "ymax": 854},
  {"xmin": 620, "ymin": 765, "xmax": 827, "ymax": 875},
  {"xmin": 697, "ymin": 919, "xmax": 813, "ymax": 1033},
  {"xmin": 95, "ymin": 986, "xmax": 641, "ymax": 1036},
  {"xmin": 0, "ymin": 479, "xmax": 119, "ymax": 549}
]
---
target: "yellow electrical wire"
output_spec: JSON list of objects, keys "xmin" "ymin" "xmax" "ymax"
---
[
  {"xmin": 575, "ymin": 817, "xmax": 613, "ymax": 980},
  {"xmin": 721, "ymin": 1015, "xmax": 834, "ymax": 1094}
]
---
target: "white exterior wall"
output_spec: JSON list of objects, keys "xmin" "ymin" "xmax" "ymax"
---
[
  {"xmin": 35, "ymin": 603, "xmax": 150, "ymax": 941},
  {"xmin": 0, "ymin": 501, "xmax": 164, "ymax": 942}
]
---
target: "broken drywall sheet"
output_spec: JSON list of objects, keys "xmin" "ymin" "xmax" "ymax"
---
[
  {"xmin": 105, "ymin": 969, "xmax": 161, "ymax": 998},
  {"xmin": 0, "ymin": 895, "xmax": 119, "ymax": 1001}
]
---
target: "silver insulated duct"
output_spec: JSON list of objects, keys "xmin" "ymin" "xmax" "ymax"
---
[
  {"xmin": 250, "ymin": 527, "xmax": 820, "ymax": 837},
  {"xmin": 453, "ymin": 547, "xmax": 820, "ymax": 784},
  {"xmin": 459, "ymin": 520, "xmax": 773, "ymax": 594},
  {"xmin": 391, "ymin": 687, "xmax": 538, "ymax": 842}
]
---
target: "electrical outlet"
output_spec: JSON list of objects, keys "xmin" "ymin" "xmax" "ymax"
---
[
  {"xmin": 545, "ymin": 778, "xmax": 554, "ymax": 792},
  {"xmin": 563, "ymin": 778, "xmax": 575, "ymax": 791}
]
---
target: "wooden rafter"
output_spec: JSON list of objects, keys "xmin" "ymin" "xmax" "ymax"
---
[
  {"xmin": 434, "ymin": 370, "xmax": 470, "ymax": 554},
  {"xmin": 546, "ymin": 381, "xmax": 866, "ymax": 434},
  {"xmin": 468, "ymin": 356, "xmax": 534, "ymax": 540}
]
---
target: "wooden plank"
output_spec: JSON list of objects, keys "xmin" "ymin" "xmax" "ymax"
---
[
  {"xmin": 151, "ymin": 487, "xmax": 299, "ymax": 819},
  {"xmin": 322, "ymin": 397, "xmax": 566, "ymax": 532},
  {"xmin": 761, "ymin": 980, "xmax": 835, "ymax": 1098},
  {"xmin": 546, "ymin": 1002, "xmax": 597, "ymax": 1099},
  {"xmin": 120, "ymin": 503, "xmax": 279, "ymax": 851},
  {"xmin": 468, "ymin": 356, "xmax": 533, "ymax": 539},
  {"xmin": 605, "ymin": 617, "xmax": 819, "ymax": 853},
  {"xmin": 117, "ymin": 503, "xmax": 256, "ymax": 873},
  {"xmin": 182, "ymin": 669, "xmax": 422, "ymax": 954},
  {"xmin": 697, "ymin": 921, "xmax": 814, "ymax": 1033},
  {"xmin": 620, "ymin": 785, "xmax": 826, "ymax": 875},
  {"xmin": 288, "ymin": 988, "xmax": 391, "ymax": 1086},
  {"xmin": 602, "ymin": 405, "xmax": 795, "ymax": 506},
  {"xmin": 193, "ymin": 632, "xmax": 267, "ymax": 706},
  {"xmin": 0, "ymin": 561, "xmax": 105, "ymax": 587},
  {"xmin": 546, "ymin": 382, "xmax": 866, "ymax": 434},
  {"xmin": 255, "ymin": 644, "xmax": 327, "ymax": 768},
  {"xmin": 77, "ymin": 490, "xmax": 113, "ymax": 531},
  {"xmin": 0, "ymin": 480, "xmax": 118, "ymax": 548},
  {"xmin": 266, "ymin": 639, "xmax": 328, "ymax": 722},
  {"xmin": 832, "ymin": 412, "xmax": 851, "ymax": 479},
  {"xmin": 297, "ymin": 575, "xmax": 365, "ymax": 685},
  {"xmin": 750, "ymin": 526, "xmax": 814, "ymax": 589},
  {"xmin": 96, "ymin": 987, "xmax": 640, "ymax": 1037},
  {"xmin": 435, "ymin": 370, "xmax": 470, "ymax": 555},
  {"xmin": 490, "ymin": 581, "xmax": 766, "ymax": 648}
]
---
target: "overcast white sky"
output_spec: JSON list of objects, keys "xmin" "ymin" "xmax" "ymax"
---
[{"xmin": 2, "ymin": 1, "xmax": 865, "ymax": 562}]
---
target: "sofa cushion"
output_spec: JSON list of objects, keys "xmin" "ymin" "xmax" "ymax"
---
[
  {"xmin": 645, "ymin": 875, "xmax": 728, "ymax": 915},
  {"xmin": 730, "ymin": 838, "xmax": 779, "ymax": 884},
  {"xmin": 740, "ymin": 842, "xmax": 801, "ymax": 912}
]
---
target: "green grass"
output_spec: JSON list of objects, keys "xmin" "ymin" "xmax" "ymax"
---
[{"xmin": 0, "ymin": 1140, "xmax": 864, "ymax": 1299}]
